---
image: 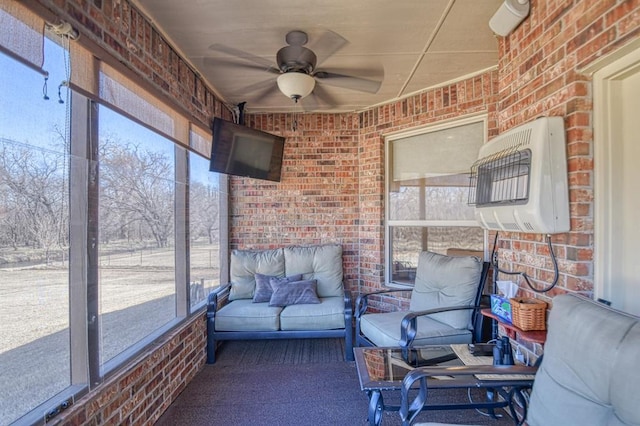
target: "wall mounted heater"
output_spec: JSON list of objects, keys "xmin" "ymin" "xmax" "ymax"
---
[{"xmin": 468, "ymin": 116, "xmax": 570, "ymax": 234}]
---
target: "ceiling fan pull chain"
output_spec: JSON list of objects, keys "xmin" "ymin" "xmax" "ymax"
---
[{"xmin": 292, "ymin": 99, "xmax": 298, "ymax": 132}]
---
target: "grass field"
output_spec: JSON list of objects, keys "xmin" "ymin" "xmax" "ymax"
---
[{"xmin": 0, "ymin": 242, "xmax": 219, "ymax": 424}]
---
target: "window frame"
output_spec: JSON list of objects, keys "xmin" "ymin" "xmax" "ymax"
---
[
  {"xmin": 384, "ymin": 114, "xmax": 488, "ymax": 288},
  {"xmin": 0, "ymin": 12, "xmax": 230, "ymax": 422},
  {"xmin": 187, "ymin": 149, "xmax": 229, "ymax": 313}
]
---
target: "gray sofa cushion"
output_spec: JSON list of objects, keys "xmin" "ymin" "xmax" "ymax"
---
[
  {"xmin": 612, "ymin": 324, "xmax": 640, "ymax": 424},
  {"xmin": 229, "ymin": 248, "xmax": 285, "ymax": 300},
  {"xmin": 284, "ymin": 244, "xmax": 343, "ymax": 298},
  {"xmin": 409, "ymin": 251, "xmax": 482, "ymax": 329},
  {"xmin": 214, "ymin": 299, "xmax": 282, "ymax": 331},
  {"xmin": 280, "ymin": 296, "xmax": 346, "ymax": 330},
  {"xmin": 527, "ymin": 294, "xmax": 640, "ymax": 426},
  {"xmin": 359, "ymin": 310, "xmax": 472, "ymax": 347},
  {"xmin": 269, "ymin": 279, "xmax": 321, "ymax": 307}
]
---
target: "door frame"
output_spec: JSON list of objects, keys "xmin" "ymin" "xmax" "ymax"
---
[{"xmin": 585, "ymin": 39, "xmax": 640, "ymax": 307}]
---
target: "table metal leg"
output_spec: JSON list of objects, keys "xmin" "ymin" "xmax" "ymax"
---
[
  {"xmin": 484, "ymin": 387, "xmax": 500, "ymax": 419},
  {"xmin": 367, "ymin": 390, "xmax": 384, "ymax": 426},
  {"xmin": 506, "ymin": 386, "xmax": 529, "ymax": 426}
]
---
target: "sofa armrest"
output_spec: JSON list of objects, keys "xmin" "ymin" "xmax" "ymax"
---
[
  {"xmin": 354, "ymin": 288, "xmax": 413, "ymax": 319},
  {"xmin": 400, "ymin": 364, "xmax": 538, "ymax": 425},
  {"xmin": 343, "ymin": 291, "xmax": 355, "ymax": 360},
  {"xmin": 344, "ymin": 292, "xmax": 353, "ymax": 317},
  {"xmin": 207, "ymin": 283, "xmax": 232, "ymax": 319},
  {"xmin": 399, "ymin": 305, "xmax": 480, "ymax": 348}
]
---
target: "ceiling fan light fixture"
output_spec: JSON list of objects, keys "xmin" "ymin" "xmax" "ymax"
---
[{"xmin": 277, "ymin": 72, "xmax": 315, "ymax": 100}]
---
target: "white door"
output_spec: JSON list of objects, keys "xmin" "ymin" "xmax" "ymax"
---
[{"xmin": 592, "ymin": 42, "xmax": 640, "ymax": 316}]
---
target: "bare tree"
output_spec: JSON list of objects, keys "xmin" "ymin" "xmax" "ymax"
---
[
  {"xmin": 0, "ymin": 140, "xmax": 68, "ymax": 261},
  {"xmin": 189, "ymin": 181, "xmax": 219, "ymax": 244},
  {"xmin": 100, "ymin": 141, "xmax": 174, "ymax": 248}
]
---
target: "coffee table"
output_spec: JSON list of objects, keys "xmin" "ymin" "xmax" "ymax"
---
[{"xmin": 354, "ymin": 345, "xmax": 536, "ymax": 426}]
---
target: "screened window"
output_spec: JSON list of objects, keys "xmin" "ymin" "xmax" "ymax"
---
[
  {"xmin": 0, "ymin": 35, "xmax": 71, "ymax": 425},
  {"xmin": 386, "ymin": 117, "xmax": 487, "ymax": 286},
  {"xmin": 189, "ymin": 149, "xmax": 225, "ymax": 311},
  {"xmin": 97, "ymin": 106, "xmax": 178, "ymax": 365},
  {"xmin": 0, "ymin": 4, "xmax": 228, "ymax": 423}
]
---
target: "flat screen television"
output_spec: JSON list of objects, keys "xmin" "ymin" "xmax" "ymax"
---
[{"xmin": 209, "ymin": 117, "xmax": 285, "ymax": 182}]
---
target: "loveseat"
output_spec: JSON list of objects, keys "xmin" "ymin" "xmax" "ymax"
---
[{"xmin": 206, "ymin": 244, "xmax": 353, "ymax": 363}]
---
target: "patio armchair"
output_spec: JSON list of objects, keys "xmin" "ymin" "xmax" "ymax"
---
[
  {"xmin": 355, "ymin": 251, "xmax": 490, "ymax": 348},
  {"xmin": 399, "ymin": 293, "xmax": 640, "ymax": 425}
]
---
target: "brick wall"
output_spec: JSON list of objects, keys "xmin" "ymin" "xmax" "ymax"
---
[
  {"xmin": 235, "ymin": 112, "xmax": 361, "ymax": 294},
  {"xmin": 240, "ymin": 72, "xmax": 499, "ymax": 311},
  {"xmin": 52, "ymin": 314, "xmax": 207, "ymax": 426},
  {"xmin": 490, "ymin": 0, "xmax": 639, "ymax": 305},
  {"xmin": 238, "ymin": 73, "xmax": 499, "ymax": 299}
]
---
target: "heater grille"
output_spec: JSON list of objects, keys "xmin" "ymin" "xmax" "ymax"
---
[{"xmin": 468, "ymin": 147, "xmax": 531, "ymax": 207}]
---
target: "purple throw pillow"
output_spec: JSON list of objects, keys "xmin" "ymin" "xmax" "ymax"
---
[
  {"xmin": 252, "ymin": 273, "xmax": 302, "ymax": 303},
  {"xmin": 268, "ymin": 279, "xmax": 321, "ymax": 307}
]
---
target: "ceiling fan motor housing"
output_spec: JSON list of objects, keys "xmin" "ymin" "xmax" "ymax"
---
[{"xmin": 276, "ymin": 45, "xmax": 317, "ymax": 74}]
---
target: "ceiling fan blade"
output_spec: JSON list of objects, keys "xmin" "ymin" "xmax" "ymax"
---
[
  {"xmin": 302, "ymin": 85, "xmax": 338, "ymax": 111},
  {"xmin": 230, "ymin": 82, "xmax": 281, "ymax": 108},
  {"xmin": 208, "ymin": 43, "xmax": 281, "ymax": 74},
  {"xmin": 200, "ymin": 56, "xmax": 280, "ymax": 75},
  {"xmin": 307, "ymin": 29, "xmax": 348, "ymax": 68},
  {"xmin": 238, "ymin": 77, "xmax": 277, "ymax": 94},
  {"xmin": 249, "ymin": 82, "xmax": 281, "ymax": 101},
  {"xmin": 314, "ymin": 71, "xmax": 382, "ymax": 94}
]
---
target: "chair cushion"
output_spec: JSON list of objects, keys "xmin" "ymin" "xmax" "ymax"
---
[
  {"xmin": 284, "ymin": 244, "xmax": 344, "ymax": 298},
  {"xmin": 359, "ymin": 311, "xmax": 472, "ymax": 347},
  {"xmin": 229, "ymin": 248, "xmax": 285, "ymax": 300},
  {"xmin": 280, "ymin": 296, "xmax": 346, "ymax": 330},
  {"xmin": 214, "ymin": 299, "xmax": 282, "ymax": 331},
  {"xmin": 527, "ymin": 294, "xmax": 640, "ymax": 426},
  {"xmin": 409, "ymin": 251, "xmax": 482, "ymax": 330}
]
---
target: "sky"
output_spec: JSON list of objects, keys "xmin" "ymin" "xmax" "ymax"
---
[
  {"xmin": 0, "ymin": 36, "xmax": 217, "ymax": 187},
  {"xmin": 0, "ymin": 38, "xmax": 67, "ymax": 151}
]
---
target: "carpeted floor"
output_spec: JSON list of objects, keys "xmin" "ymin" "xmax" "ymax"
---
[{"xmin": 155, "ymin": 339, "xmax": 517, "ymax": 426}]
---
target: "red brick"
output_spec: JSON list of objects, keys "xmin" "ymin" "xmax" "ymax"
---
[
  {"xmin": 566, "ymin": 247, "xmax": 593, "ymax": 262},
  {"xmin": 568, "ymin": 171, "xmax": 591, "ymax": 187},
  {"xmin": 567, "ymin": 157, "xmax": 594, "ymax": 173}
]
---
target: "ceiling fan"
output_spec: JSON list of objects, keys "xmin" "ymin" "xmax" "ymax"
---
[{"xmin": 207, "ymin": 30, "xmax": 383, "ymax": 108}]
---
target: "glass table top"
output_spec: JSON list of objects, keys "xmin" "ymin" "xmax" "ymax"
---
[{"xmin": 354, "ymin": 345, "xmax": 463, "ymax": 390}]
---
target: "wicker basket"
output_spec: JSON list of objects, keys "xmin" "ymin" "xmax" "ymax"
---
[{"xmin": 510, "ymin": 298, "xmax": 547, "ymax": 331}]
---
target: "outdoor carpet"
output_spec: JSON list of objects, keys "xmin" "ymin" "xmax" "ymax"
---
[{"xmin": 155, "ymin": 338, "xmax": 517, "ymax": 425}]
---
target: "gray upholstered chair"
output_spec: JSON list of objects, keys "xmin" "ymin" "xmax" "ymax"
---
[
  {"xmin": 400, "ymin": 293, "xmax": 640, "ymax": 425},
  {"xmin": 355, "ymin": 251, "xmax": 490, "ymax": 348}
]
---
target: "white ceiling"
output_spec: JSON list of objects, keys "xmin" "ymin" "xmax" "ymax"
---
[{"xmin": 134, "ymin": 0, "xmax": 503, "ymax": 113}]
